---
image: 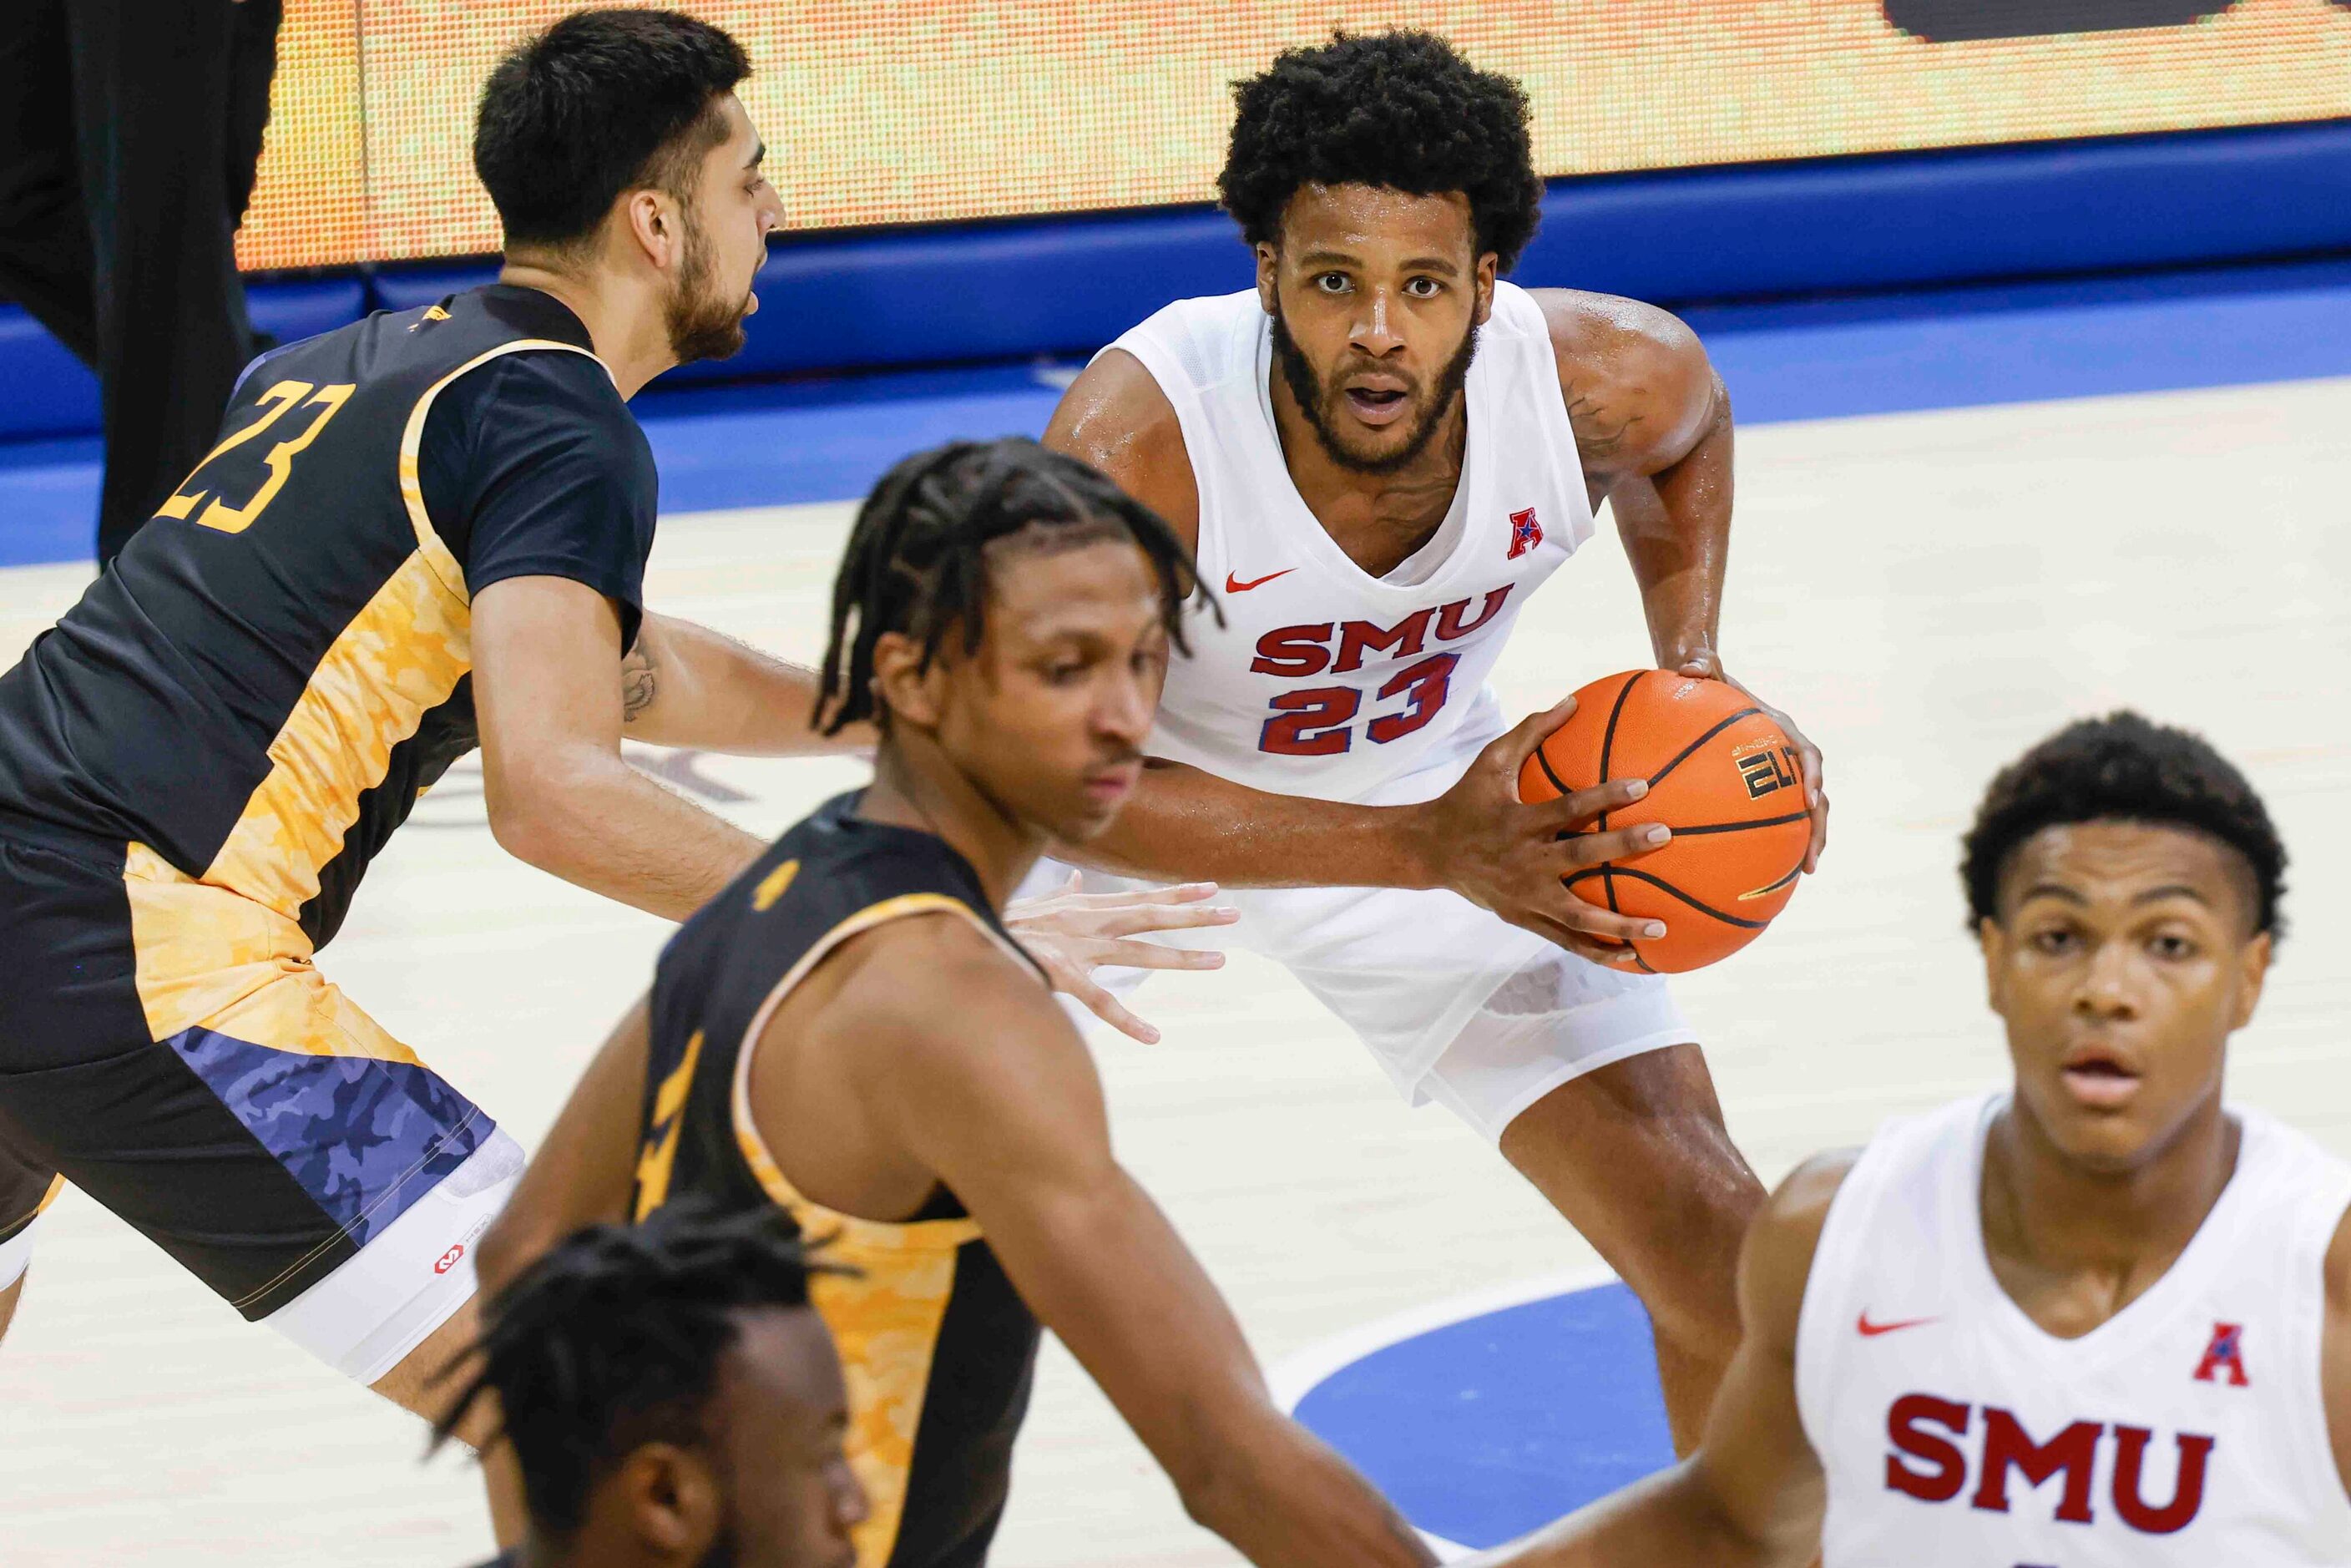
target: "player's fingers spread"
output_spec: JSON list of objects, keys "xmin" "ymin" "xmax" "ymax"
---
[
  {"xmin": 1541, "ymin": 892, "xmax": 1665, "ymax": 946},
  {"xmin": 1494, "ymin": 695, "xmax": 1577, "ymax": 770},
  {"xmin": 1797, "ymin": 738, "xmax": 1826, "ymax": 796},
  {"xmin": 1090, "ymin": 939, "xmax": 1225, "ymax": 970},
  {"xmin": 1069, "ymin": 978, "xmax": 1160, "ymax": 1044},
  {"xmin": 1527, "ymin": 914, "xmax": 1648, "ymax": 966},
  {"xmin": 1024, "ymin": 942, "xmax": 1080, "ymax": 989},
  {"xmin": 1538, "ymin": 777, "xmax": 1649, "ymax": 832},
  {"xmin": 1062, "ymin": 880, "xmax": 1220, "ymax": 909},
  {"xmin": 1551, "ymin": 822, "xmax": 1670, "ymax": 872},
  {"xmin": 1090, "ymin": 902, "xmax": 1240, "ymax": 938}
]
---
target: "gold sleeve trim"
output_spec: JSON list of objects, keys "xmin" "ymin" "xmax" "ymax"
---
[
  {"xmin": 728, "ymin": 891, "xmax": 1035, "ymax": 1249},
  {"xmin": 395, "ymin": 337, "xmax": 608, "ymax": 605}
]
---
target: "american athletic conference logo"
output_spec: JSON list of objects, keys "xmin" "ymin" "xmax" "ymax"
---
[{"xmin": 1506, "ymin": 507, "xmax": 1543, "ymax": 559}]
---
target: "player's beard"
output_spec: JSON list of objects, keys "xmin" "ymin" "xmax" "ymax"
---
[
  {"xmin": 1269, "ymin": 304, "xmax": 1477, "ymax": 476},
  {"xmin": 665, "ymin": 208, "xmax": 751, "ymax": 365}
]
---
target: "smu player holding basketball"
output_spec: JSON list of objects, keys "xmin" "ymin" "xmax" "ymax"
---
[
  {"xmin": 1043, "ymin": 31, "xmax": 1825, "ymax": 1445},
  {"xmin": 1489, "ymin": 714, "xmax": 2351, "ymax": 1565}
]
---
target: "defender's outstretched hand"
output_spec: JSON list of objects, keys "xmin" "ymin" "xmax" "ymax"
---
[
  {"xmin": 1007, "ymin": 873, "xmax": 1239, "ymax": 1044},
  {"xmin": 1674, "ymin": 655, "xmax": 1829, "ymax": 873},
  {"xmin": 1408, "ymin": 696, "xmax": 1675, "ymax": 966}
]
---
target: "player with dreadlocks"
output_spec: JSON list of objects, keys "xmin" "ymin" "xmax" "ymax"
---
[
  {"xmin": 1041, "ymin": 28, "xmax": 1828, "ymax": 1449},
  {"xmin": 478, "ymin": 437, "xmax": 1433, "ymax": 1568},
  {"xmin": 1479, "ymin": 713, "xmax": 2351, "ymax": 1567},
  {"xmin": 439, "ymin": 1201, "xmax": 866, "ymax": 1568}
]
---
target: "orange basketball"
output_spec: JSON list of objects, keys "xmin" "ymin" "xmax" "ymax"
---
[{"xmin": 1516, "ymin": 670, "xmax": 1809, "ymax": 973}]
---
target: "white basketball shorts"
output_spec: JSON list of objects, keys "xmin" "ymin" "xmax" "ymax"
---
[{"xmin": 1022, "ymin": 863, "xmax": 1691, "ymax": 1145}]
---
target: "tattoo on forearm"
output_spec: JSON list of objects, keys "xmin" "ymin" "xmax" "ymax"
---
[{"xmin": 620, "ymin": 648, "xmax": 656, "ymax": 723}]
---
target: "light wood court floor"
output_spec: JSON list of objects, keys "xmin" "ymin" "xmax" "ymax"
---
[{"xmin": 2, "ymin": 376, "xmax": 2348, "ymax": 1565}]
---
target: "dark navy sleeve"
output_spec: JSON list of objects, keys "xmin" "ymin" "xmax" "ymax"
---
[{"xmin": 415, "ymin": 350, "xmax": 658, "ymax": 650}]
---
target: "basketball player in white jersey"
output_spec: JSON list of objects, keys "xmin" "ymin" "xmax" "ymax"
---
[
  {"xmin": 1485, "ymin": 711, "xmax": 2351, "ymax": 1565},
  {"xmin": 1041, "ymin": 30, "xmax": 1826, "ymax": 1445}
]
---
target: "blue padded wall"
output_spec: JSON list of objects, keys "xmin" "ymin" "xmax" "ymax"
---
[
  {"xmin": 367, "ymin": 209, "xmax": 1258, "ymax": 386},
  {"xmin": 8, "ymin": 119, "xmax": 2351, "ymax": 440},
  {"xmin": 0, "ymin": 279, "xmax": 369, "ymax": 441},
  {"xmin": 1514, "ymin": 119, "xmax": 2351, "ymax": 301},
  {"xmin": 372, "ymin": 119, "xmax": 2351, "ymax": 385}
]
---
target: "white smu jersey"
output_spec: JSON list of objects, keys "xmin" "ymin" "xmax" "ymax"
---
[
  {"xmin": 1796, "ymin": 1091, "xmax": 2351, "ymax": 1566},
  {"xmin": 1110, "ymin": 281, "xmax": 1593, "ymax": 805}
]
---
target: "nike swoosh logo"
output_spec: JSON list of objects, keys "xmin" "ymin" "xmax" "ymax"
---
[
  {"xmin": 1225, "ymin": 568, "xmax": 1297, "ymax": 593},
  {"xmin": 1858, "ymin": 1312, "xmax": 1939, "ymax": 1338}
]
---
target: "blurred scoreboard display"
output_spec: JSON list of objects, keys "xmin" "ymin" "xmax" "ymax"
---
[{"xmin": 235, "ymin": 0, "xmax": 2351, "ymax": 271}]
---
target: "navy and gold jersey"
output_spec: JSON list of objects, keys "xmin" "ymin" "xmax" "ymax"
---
[
  {"xmin": 634, "ymin": 792, "xmax": 1047, "ymax": 1568},
  {"xmin": 0, "ymin": 284, "xmax": 655, "ymax": 948},
  {"xmin": 0, "ymin": 285, "xmax": 644, "ymax": 1319}
]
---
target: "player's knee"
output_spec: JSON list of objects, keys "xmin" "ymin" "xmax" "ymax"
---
[
  {"xmin": 372, "ymin": 1295, "xmax": 487, "ymax": 1429},
  {"xmin": 1627, "ymin": 1165, "xmax": 1762, "ymax": 1351}
]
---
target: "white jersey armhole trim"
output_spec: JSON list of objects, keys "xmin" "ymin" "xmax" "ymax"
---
[
  {"xmin": 2275, "ymin": 1120, "xmax": 2351, "ymax": 1524},
  {"xmin": 1791, "ymin": 1142, "xmax": 1879, "ymax": 1461},
  {"xmin": 1486, "ymin": 282, "xmax": 1596, "ymax": 556},
  {"xmin": 1097, "ymin": 321, "xmax": 1226, "ymax": 574}
]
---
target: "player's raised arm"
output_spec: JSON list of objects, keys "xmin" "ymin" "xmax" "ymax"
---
[
  {"xmin": 1474, "ymin": 1155, "xmax": 1846, "ymax": 1568},
  {"xmin": 1531, "ymin": 291, "xmax": 1828, "ymax": 871},
  {"xmin": 838, "ymin": 918, "xmax": 1434, "ymax": 1568}
]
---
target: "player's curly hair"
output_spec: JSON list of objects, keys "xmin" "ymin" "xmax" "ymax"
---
[
  {"xmin": 1218, "ymin": 31, "xmax": 1545, "ymax": 272},
  {"xmin": 816, "ymin": 438, "xmax": 1207, "ymax": 736},
  {"xmin": 1959, "ymin": 711, "xmax": 2287, "ymax": 938},
  {"xmin": 429, "ymin": 1202, "xmax": 852, "ymax": 1536}
]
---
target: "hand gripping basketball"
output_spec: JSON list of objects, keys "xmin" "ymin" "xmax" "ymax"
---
[
  {"xmin": 1516, "ymin": 670, "xmax": 1813, "ymax": 972},
  {"xmin": 1410, "ymin": 694, "xmax": 1677, "ymax": 967}
]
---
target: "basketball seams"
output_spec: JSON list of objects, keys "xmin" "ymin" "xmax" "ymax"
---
[
  {"xmin": 1561, "ymin": 865, "xmax": 1777, "ymax": 930},
  {"xmin": 1531, "ymin": 742, "xmax": 1571, "ymax": 801},
  {"xmin": 1530, "ymin": 670, "xmax": 1803, "ymax": 973},
  {"xmin": 1644, "ymin": 706, "xmax": 1767, "ymax": 791},
  {"xmin": 1663, "ymin": 811, "xmax": 1812, "ymax": 837},
  {"xmin": 1594, "ymin": 670, "xmax": 1643, "ymax": 916}
]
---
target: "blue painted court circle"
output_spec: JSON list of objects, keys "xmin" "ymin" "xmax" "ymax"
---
[{"xmin": 1281, "ymin": 1280, "xmax": 1675, "ymax": 1550}]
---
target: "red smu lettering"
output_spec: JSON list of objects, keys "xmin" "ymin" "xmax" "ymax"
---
[
  {"xmin": 1251, "ymin": 587, "xmax": 1515, "ymax": 754},
  {"xmin": 1332, "ymin": 608, "xmax": 1435, "ymax": 674},
  {"xmin": 1970, "ymin": 1408, "xmax": 2100, "ymax": 1524},
  {"xmin": 2111, "ymin": 1426, "xmax": 2217, "ymax": 1535},
  {"xmin": 1435, "ymin": 585, "xmax": 1512, "ymax": 640},
  {"xmin": 1885, "ymin": 1393, "xmax": 1971, "ymax": 1502},
  {"xmin": 2193, "ymin": 1322, "xmax": 2248, "ymax": 1388},
  {"xmin": 1250, "ymin": 623, "xmax": 1333, "ymax": 678}
]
